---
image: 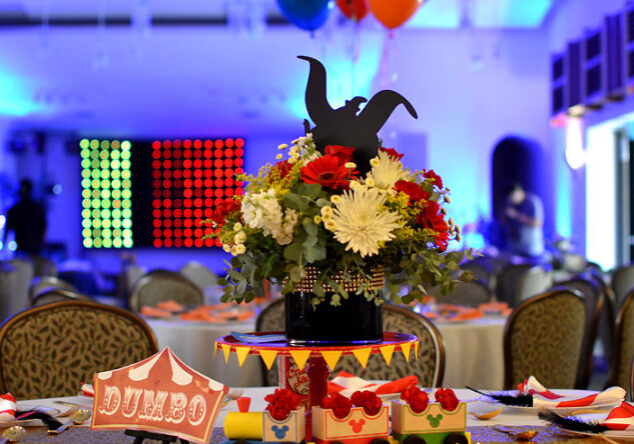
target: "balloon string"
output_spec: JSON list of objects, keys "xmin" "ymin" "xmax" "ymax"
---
[{"xmin": 379, "ymin": 30, "xmax": 396, "ymax": 89}]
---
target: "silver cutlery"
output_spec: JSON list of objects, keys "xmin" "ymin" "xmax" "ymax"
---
[
  {"xmin": 47, "ymin": 408, "xmax": 91, "ymax": 435},
  {"xmin": 0, "ymin": 426, "xmax": 25, "ymax": 443}
]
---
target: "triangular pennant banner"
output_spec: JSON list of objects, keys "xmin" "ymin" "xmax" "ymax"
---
[
  {"xmin": 352, "ymin": 347, "xmax": 372, "ymax": 368},
  {"xmin": 235, "ymin": 346, "xmax": 251, "ymax": 367},
  {"xmin": 379, "ymin": 345, "xmax": 395, "ymax": 365},
  {"xmin": 221, "ymin": 344, "xmax": 231, "ymax": 363},
  {"xmin": 258, "ymin": 349, "xmax": 279, "ymax": 370},
  {"xmin": 289, "ymin": 350, "xmax": 312, "ymax": 370},
  {"xmin": 415, "ymin": 340, "xmax": 420, "ymax": 358},
  {"xmin": 401, "ymin": 342, "xmax": 412, "ymax": 362},
  {"xmin": 321, "ymin": 351, "xmax": 342, "ymax": 370}
]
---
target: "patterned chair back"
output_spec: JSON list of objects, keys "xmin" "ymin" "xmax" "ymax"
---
[
  {"xmin": 29, "ymin": 276, "xmax": 76, "ymax": 305},
  {"xmin": 129, "ymin": 269, "xmax": 204, "ymax": 312},
  {"xmin": 256, "ymin": 300, "xmax": 445, "ymax": 388},
  {"xmin": 608, "ymin": 288, "xmax": 634, "ymax": 394},
  {"xmin": 553, "ymin": 276, "xmax": 603, "ymax": 389},
  {"xmin": 503, "ymin": 288, "xmax": 586, "ymax": 389},
  {"xmin": 0, "ymin": 300, "xmax": 158, "ymax": 399},
  {"xmin": 32, "ymin": 288, "xmax": 95, "ymax": 307},
  {"xmin": 612, "ymin": 264, "xmax": 634, "ymax": 304}
]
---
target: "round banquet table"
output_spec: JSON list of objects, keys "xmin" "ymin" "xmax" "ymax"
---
[
  {"xmin": 145, "ymin": 314, "xmax": 506, "ymax": 389},
  {"xmin": 144, "ymin": 317, "xmax": 262, "ymax": 387}
]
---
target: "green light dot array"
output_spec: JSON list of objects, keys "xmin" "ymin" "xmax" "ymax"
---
[{"xmin": 79, "ymin": 139, "xmax": 133, "ymax": 248}]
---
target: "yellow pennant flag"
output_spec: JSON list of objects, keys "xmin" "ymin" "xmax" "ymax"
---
[
  {"xmin": 236, "ymin": 346, "xmax": 251, "ymax": 367},
  {"xmin": 258, "ymin": 349, "xmax": 279, "ymax": 370},
  {"xmin": 213, "ymin": 341, "xmax": 218, "ymax": 358},
  {"xmin": 221, "ymin": 344, "xmax": 232, "ymax": 363},
  {"xmin": 401, "ymin": 342, "xmax": 412, "ymax": 362},
  {"xmin": 289, "ymin": 350, "xmax": 312, "ymax": 370},
  {"xmin": 379, "ymin": 345, "xmax": 396, "ymax": 365},
  {"xmin": 352, "ymin": 347, "xmax": 372, "ymax": 368},
  {"xmin": 415, "ymin": 340, "xmax": 420, "ymax": 358},
  {"xmin": 321, "ymin": 351, "xmax": 343, "ymax": 370}
]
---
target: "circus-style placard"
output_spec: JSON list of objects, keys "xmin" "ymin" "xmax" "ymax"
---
[{"xmin": 91, "ymin": 347, "xmax": 228, "ymax": 444}]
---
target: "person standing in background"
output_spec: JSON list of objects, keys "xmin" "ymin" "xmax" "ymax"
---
[
  {"xmin": 2, "ymin": 179, "xmax": 47, "ymax": 256},
  {"xmin": 501, "ymin": 183, "xmax": 545, "ymax": 258}
]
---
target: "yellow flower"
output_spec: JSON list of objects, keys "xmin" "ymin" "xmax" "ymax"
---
[
  {"xmin": 314, "ymin": 215, "xmax": 322, "ymax": 224},
  {"xmin": 325, "ymin": 220, "xmax": 337, "ymax": 231},
  {"xmin": 222, "ymin": 244, "xmax": 232, "ymax": 253},
  {"xmin": 233, "ymin": 222, "xmax": 243, "ymax": 231},
  {"xmin": 345, "ymin": 162, "xmax": 357, "ymax": 169},
  {"xmin": 370, "ymin": 158, "xmax": 380, "ymax": 167},
  {"xmin": 276, "ymin": 154, "xmax": 283, "ymax": 160},
  {"xmin": 320, "ymin": 206, "xmax": 333, "ymax": 217},
  {"xmin": 278, "ymin": 144, "xmax": 288, "ymax": 150},
  {"xmin": 330, "ymin": 195, "xmax": 341, "ymax": 204}
]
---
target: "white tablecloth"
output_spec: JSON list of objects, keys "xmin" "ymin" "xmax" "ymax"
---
[
  {"xmin": 145, "ymin": 315, "xmax": 506, "ymax": 389},
  {"xmin": 145, "ymin": 318, "xmax": 262, "ymax": 387},
  {"xmin": 436, "ymin": 317, "xmax": 506, "ymax": 390}
]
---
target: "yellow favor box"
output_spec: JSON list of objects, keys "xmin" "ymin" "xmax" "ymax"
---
[
  {"xmin": 263, "ymin": 407, "xmax": 306, "ymax": 442},
  {"xmin": 391, "ymin": 401, "xmax": 466, "ymax": 435},
  {"xmin": 312, "ymin": 405, "xmax": 389, "ymax": 441}
]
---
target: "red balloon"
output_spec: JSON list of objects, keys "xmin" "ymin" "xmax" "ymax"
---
[
  {"xmin": 368, "ymin": 0, "xmax": 422, "ymax": 29},
  {"xmin": 336, "ymin": 0, "xmax": 369, "ymax": 20}
]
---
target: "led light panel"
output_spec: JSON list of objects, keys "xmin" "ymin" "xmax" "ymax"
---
[
  {"xmin": 80, "ymin": 138, "xmax": 133, "ymax": 248},
  {"xmin": 150, "ymin": 138, "xmax": 245, "ymax": 248}
]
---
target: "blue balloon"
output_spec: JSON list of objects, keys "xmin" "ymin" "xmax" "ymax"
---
[{"xmin": 276, "ymin": 0, "xmax": 334, "ymax": 31}]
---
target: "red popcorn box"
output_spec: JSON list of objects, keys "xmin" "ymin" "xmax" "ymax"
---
[
  {"xmin": 263, "ymin": 406, "xmax": 305, "ymax": 442},
  {"xmin": 311, "ymin": 405, "xmax": 389, "ymax": 444},
  {"xmin": 391, "ymin": 400, "xmax": 466, "ymax": 435}
]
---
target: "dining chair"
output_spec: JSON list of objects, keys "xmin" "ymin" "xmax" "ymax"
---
[
  {"xmin": 7, "ymin": 258, "xmax": 33, "ymax": 317},
  {"xmin": 179, "ymin": 261, "xmax": 218, "ymax": 291},
  {"xmin": 129, "ymin": 269, "xmax": 204, "ymax": 312},
  {"xmin": 607, "ymin": 288, "xmax": 634, "ymax": 393},
  {"xmin": 0, "ymin": 300, "xmax": 158, "ymax": 399},
  {"xmin": 554, "ymin": 276, "xmax": 603, "ymax": 389},
  {"xmin": 495, "ymin": 263, "xmax": 536, "ymax": 306},
  {"xmin": 256, "ymin": 300, "xmax": 446, "ymax": 388},
  {"xmin": 503, "ymin": 287, "xmax": 586, "ymax": 389},
  {"xmin": 514, "ymin": 265, "xmax": 553, "ymax": 305},
  {"xmin": 612, "ymin": 263, "xmax": 634, "ymax": 304},
  {"xmin": 0, "ymin": 263, "xmax": 18, "ymax": 322},
  {"xmin": 430, "ymin": 279, "xmax": 492, "ymax": 307},
  {"xmin": 32, "ymin": 288, "xmax": 95, "ymax": 307},
  {"xmin": 28, "ymin": 276, "xmax": 76, "ymax": 305}
]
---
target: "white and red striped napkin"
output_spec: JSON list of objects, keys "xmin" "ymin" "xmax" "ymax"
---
[
  {"xmin": 0, "ymin": 393, "xmax": 16, "ymax": 422},
  {"xmin": 602, "ymin": 402, "xmax": 634, "ymax": 430},
  {"xmin": 517, "ymin": 376, "xmax": 625, "ymax": 408},
  {"xmin": 328, "ymin": 371, "xmax": 418, "ymax": 397},
  {"xmin": 79, "ymin": 383, "xmax": 95, "ymax": 397}
]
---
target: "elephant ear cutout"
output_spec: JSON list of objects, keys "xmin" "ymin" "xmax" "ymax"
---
[{"xmin": 298, "ymin": 55, "xmax": 417, "ymax": 175}]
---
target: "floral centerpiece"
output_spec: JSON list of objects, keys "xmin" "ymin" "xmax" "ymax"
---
[
  {"xmin": 208, "ymin": 137, "xmax": 471, "ymax": 309},
  {"xmin": 207, "ymin": 56, "xmax": 472, "ymax": 345}
]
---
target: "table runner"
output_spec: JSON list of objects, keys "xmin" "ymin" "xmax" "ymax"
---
[{"xmin": 0, "ymin": 425, "xmax": 616, "ymax": 443}]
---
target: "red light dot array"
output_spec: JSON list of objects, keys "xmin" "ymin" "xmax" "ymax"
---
[{"xmin": 151, "ymin": 138, "xmax": 244, "ymax": 248}]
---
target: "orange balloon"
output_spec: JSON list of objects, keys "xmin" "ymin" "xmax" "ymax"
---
[{"xmin": 368, "ymin": 0, "xmax": 422, "ymax": 29}]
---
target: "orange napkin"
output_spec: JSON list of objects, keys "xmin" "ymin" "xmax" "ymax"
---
[
  {"xmin": 141, "ymin": 306, "xmax": 173, "ymax": 318},
  {"xmin": 328, "ymin": 371, "xmax": 419, "ymax": 397},
  {"xmin": 157, "ymin": 300, "xmax": 185, "ymax": 312},
  {"xmin": 449, "ymin": 308, "xmax": 484, "ymax": 322}
]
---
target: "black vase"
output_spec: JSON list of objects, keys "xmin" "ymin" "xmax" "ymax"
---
[{"xmin": 285, "ymin": 291, "xmax": 383, "ymax": 345}]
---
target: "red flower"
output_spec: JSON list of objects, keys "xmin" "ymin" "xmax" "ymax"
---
[
  {"xmin": 211, "ymin": 198, "xmax": 241, "ymax": 227},
  {"xmin": 265, "ymin": 388, "xmax": 302, "ymax": 421},
  {"xmin": 351, "ymin": 391, "xmax": 383, "ymax": 416},
  {"xmin": 325, "ymin": 145, "xmax": 355, "ymax": 163},
  {"xmin": 394, "ymin": 180, "xmax": 429, "ymax": 203},
  {"xmin": 416, "ymin": 201, "xmax": 450, "ymax": 251},
  {"xmin": 301, "ymin": 155, "xmax": 357, "ymax": 190},
  {"xmin": 273, "ymin": 160, "xmax": 294, "ymax": 179},
  {"xmin": 424, "ymin": 169, "xmax": 444, "ymax": 188},
  {"xmin": 321, "ymin": 393, "xmax": 353, "ymax": 419},
  {"xmin": 379, "ymin": 147, "xmax": 404, "ymax": 161},
  {"xmin": 400, "ymin": 386, "xmax": 429, "ymax": 413},
  {"xmin": 435, "ymin": 387, "xmax": 459, "ymax": 411}
]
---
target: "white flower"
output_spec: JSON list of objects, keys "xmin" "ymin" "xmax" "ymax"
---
[
  {"xmin": 222, "ymin": 244, "xmax": 232, "ymax": 253},
  {"xmin": 233, "ymin": 222, "xmax": 243, "ymax": 231},
  {"xmin": 365, "ymin": 150, "xmax": 409, "ymax": 193},
  {"xmin": 240, "ymin": 189, "xmax": 297, "ymax": 245},
  {"xmin": 331, "ymin": 188, "xmax": 401, "ymax": 257},
  {"xmin": 320, "ymin": 206, "xmax": 333, "ymax": 217},
  {"xmin": 231, "ymin": 244, "xmax": 246, "ymax": 256},
  {"xmin": 330, "ymin": 195, "xmax": 341, "ymax": 204}
]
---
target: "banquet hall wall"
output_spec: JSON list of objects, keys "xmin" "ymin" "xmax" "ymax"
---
[{"xmin": 0, "ymin": 12, "xmax": 597, "ymax": 274}]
